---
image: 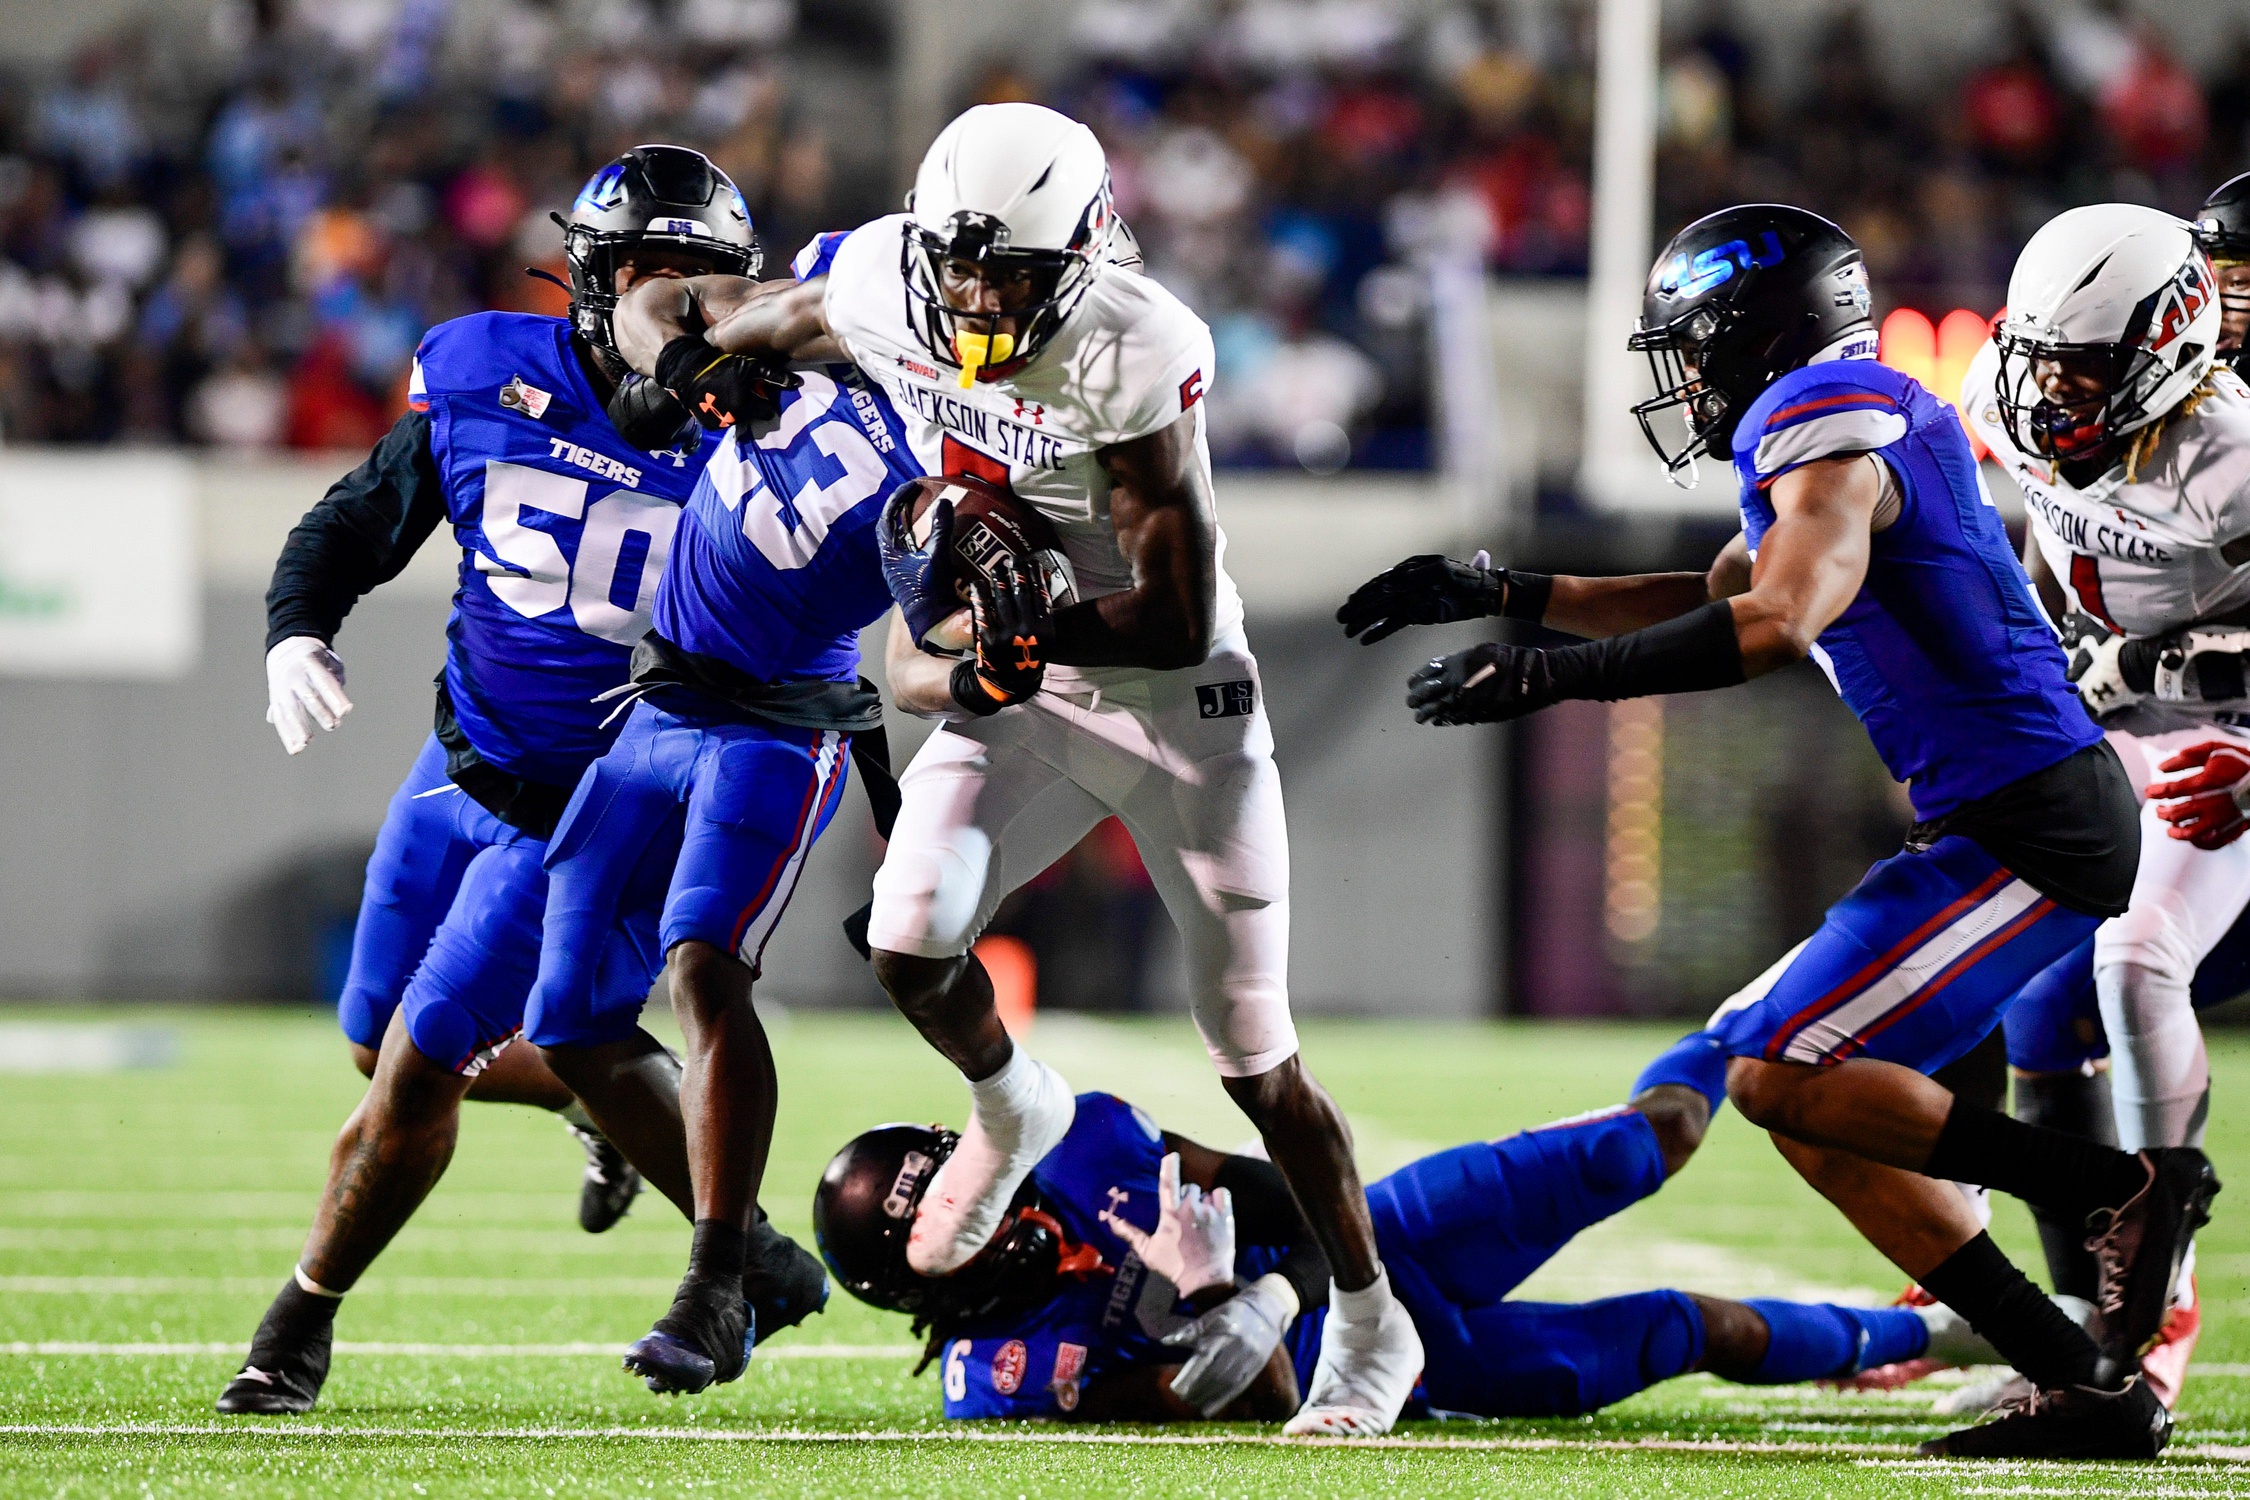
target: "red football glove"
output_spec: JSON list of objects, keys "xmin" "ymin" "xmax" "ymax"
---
[{"xmin": 2152, "ymin": 740, "xmax": 2250, "ymax": 850}]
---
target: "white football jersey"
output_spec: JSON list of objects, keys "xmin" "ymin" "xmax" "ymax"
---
[
  {"xmin": 822, "ymin": 214, "xmax": 1244, "ymax": 685},
  {"xmin": 1965, "ymin": 341, "xmax": 2250, "ymax": 642}
]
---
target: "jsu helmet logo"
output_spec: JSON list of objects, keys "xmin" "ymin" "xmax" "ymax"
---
[
  {"xmin": 2147, "ymin": 254, "xmax": 2212, "ymax": 356},
  {"xmin": 882, "ymin": 1150, "xmax": 933, "ymax": 1218},
  {"xmin": 1659, "ymin": 232, "xmax": 1787, "ymax": 299}
]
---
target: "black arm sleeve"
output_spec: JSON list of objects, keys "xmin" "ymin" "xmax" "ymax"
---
[
  {"xmin": 1538, "ymin": 598, "xmax": 1748, "ymax": 703},
  {"xmin": 264, "ymin": 409, "xmax": 448, "ymax": 652},
  {"xmin": 1214, "ymin": 1155, "xmax": 1331, "ymax": 1314}
]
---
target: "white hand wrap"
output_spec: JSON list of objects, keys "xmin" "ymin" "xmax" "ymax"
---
[{"xmin": 1099, "ymin": 1152, "xmax": 1237, "ymax": 1297}]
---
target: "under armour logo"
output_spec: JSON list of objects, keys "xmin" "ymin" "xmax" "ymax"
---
[
  {"xmin": 1014, "ymin": 398, "xmax": 1044, "ymax": 424},
  {"xmin": 699, "ymin": 392, "xmax": 734, "ymax": 427},
  {"xmin": 1013, "ymin": 634, "xmax": 1040, "ymax": 671},
  {"xmin": 1104, "ymin": 1186, "xmax": 1129, "ymax": 1214}
]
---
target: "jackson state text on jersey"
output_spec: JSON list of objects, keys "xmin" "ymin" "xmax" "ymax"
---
[
  {"xmin": 649, "ymin": 359, "xmax": 917, "ymax": 683},
  {"xmin": 815, "ymin": 214, "xmax": 1247, "ymax": 672},
  {"xmin": 936, "ymin": 1093, "xmax": 1321, "ymax": 1419},
  {"xmin": 412, "ymin": 312, "xmax": 717, "ymax": 785},
  {"xmin": 1731, "ymin": 357, "xmax": 2097, "ymax": 820}
]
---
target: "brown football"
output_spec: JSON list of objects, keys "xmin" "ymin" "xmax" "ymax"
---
[{"xmin": 893, "ymin": 473, "xmax": 1079, "ymax": 650}]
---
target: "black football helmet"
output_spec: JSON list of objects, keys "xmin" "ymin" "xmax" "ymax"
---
[
  {"xmin": 2196, "ymin": 173, "xmax": 2250, "ymax": 369},
  {"xmin": 812, "ymin": 1124, "xmax": 1099, "ymax": 1335},
  {"xmin": 560, "ymin": 145, "xmax": 762, "ymax": 357},
  {"xmin": 1629, "ymin": 205, "xmax": 1874, "ymax": 484}
]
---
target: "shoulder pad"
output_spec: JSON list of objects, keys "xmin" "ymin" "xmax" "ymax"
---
[
  {"xmin": 1736, "ymin": 364, "xmax": 1908, "ymax": 481},
  {"xmin": 412, "ymin": 312, "xmax": 568, "ymax": 404},
  {"xmin": 792, "ymin": 230, "xmax": 851, "ymax": 282}
]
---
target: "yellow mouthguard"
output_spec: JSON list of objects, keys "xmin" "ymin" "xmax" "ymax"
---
[{"xmin": 953, "ymin": 329, "xmax": 1015, "ymax": 388}]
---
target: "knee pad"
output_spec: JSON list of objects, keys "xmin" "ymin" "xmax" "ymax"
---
[{"xmin": 2095, "ymin": 902, "xmax": 2201, "ymax": 987}]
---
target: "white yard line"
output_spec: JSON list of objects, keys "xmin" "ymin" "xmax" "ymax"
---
[
  {"xmin": 4, "ymin": 1420, "xmax": 2250, "ymax": 1465},
  {"xmin": 0, "ymin": 1342, "xmax": 918, "ymax": 1359},
  {"xmin": 0, "ymin": 1276, "xmax": 685, "ymax": 1296}
]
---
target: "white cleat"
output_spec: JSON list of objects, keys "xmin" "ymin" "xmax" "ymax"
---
[
  {"xmin": 907, "ymin": 1054, "xmax": 1075, "ymax": 1275},
  {"xmin": 1283, "ymin": 1270, "xmax": 1423, "ymax": 1437},
  {"xmin": 1914, "ymin": 1300, "xmax": 2004, "ymax": 1369}
]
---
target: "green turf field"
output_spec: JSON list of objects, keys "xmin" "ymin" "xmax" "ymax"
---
[{"xmin": 5, "ymin": 1007, "xmax": 2250, "ymax": 1497}]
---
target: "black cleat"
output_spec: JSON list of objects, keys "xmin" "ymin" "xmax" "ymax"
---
[
  {"xmin": 215, "ymin": 1283, "xmax": 335, "ymax": 1415},
  {"xmin": 2088, "ymin": 1147, "xmax": 2220, "ymax": 1361},
  {"xmin": 1918, "ymin": 1371, "xmax": 2171, "ymax": 1459},
  {"xmin": 744, "ymin": 1212, "xmax": 830, "ymax": 1338},
  {"xmin": 568, "ymin": 1121, "xmax": 644, "ymax": 1234},
  {"xmin": 622, "ymin": 1276, "xmax": 752, "ymax": 1395}
]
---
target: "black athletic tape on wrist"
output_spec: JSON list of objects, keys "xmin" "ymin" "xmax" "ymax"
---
[
  {"xmin": 1538, "ymin": 598, "xmax": 1746, "ymax": 703},
  {"xmin": 1499, "ymin": 570, "xmax": 1552, "ymax": 622}
]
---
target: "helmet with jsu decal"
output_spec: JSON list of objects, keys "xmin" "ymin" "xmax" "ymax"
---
[
  {"xmin": 902, "ymin": 103, "xmax": 1116, "ymax": 388},
  {"xmin": 560, "ymin": 145, "xmax": 762, "ymax": 358},
  {"xmin": 812, "ymin": 1123, "xmax": 1101, "ymax": 1334},
  {"xmin": 1994, "ymin": 204, "xmax": 2217, "ymax": 467},
  {"xmin": 1628, "ymin": 204, "xmax": 1873, "ymax": 484}
]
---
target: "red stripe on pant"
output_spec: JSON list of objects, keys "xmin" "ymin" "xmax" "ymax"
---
[
  {"xmin": 726, "ymin": 738, "xmax": 844, "ymax": 958},
  {"xmin": 1820, "ymin": 897, "xmax": 2058, "ymax": 1065},
  {"xmin": 1763, "ymin": 868, "xmax": 2013, "ymax": 1062}
]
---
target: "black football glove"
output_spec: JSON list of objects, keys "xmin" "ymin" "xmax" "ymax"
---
[
  {"xmin": 606, "ymin": 374, "xmax": 698, "ymax": 451},
  {"xmin": 1406, "ymin": 642, "xmax": 1556, "ymax": 725},
  {"xmin": 949, "ymin": 558, "xmax": 1052, "ymax": 716},
  {"xmin": 654, "ymin": 335, "xmax": 800, "ymax": 435},
  {"xmin": 1338, "ymin": 553, "xmax": 1510, "ymax": 643}
]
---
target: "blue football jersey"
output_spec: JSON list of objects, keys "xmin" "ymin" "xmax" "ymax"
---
[
  {"xmin": 938, "ymin": 1093, "xmax": 1323, "ymax": 1420},
  {"xmin": 1731, "ymin": 357, "xmax": 2099, "ymax": 820},
  {"xmin": 648, "ymin": 361, "xmax": 916, "ymax": 683},
  {"xmin": 413, "ymin": 312, "xmax": 718, "ymax": 786}
]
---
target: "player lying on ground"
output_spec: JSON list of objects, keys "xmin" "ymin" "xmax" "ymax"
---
[
  {"xmin": 611, "ymin": 101, "xmax": 1423, "ymax": 1433},
  {"xmin": 1955, "ymin": 192, "xmax": 2250, "ymax": 1413},
  {"xmin": 531, "ymin": 228, "xmax": 921, "ymax": 1395},
  {"xmin": 1338, "ymin": 203, "xmax": 2214, "ymax": 1460},
  {"xmin": 813, "ymin": 1036, "xmax": 2012, "ymax": 1424},
  {"xmin": 221, "ymin": 148, "xmax": 823, "ymax": 1416}
]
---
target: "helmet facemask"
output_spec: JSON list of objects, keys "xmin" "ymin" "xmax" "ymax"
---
[
  {"xmin": 902, "ymin": 183, "xmax": 1113, "ymax": 388},
  {"xmin": 560, "ymin": 150, "xmax": 764, "ymax": 359},
  {"xmin": 1628, "ymin": 304, "xmax": 1734, "ymax": 488},
  {"xmin": 1992, "ymin": 328, "xmax": 2134, "ymax": 464}
]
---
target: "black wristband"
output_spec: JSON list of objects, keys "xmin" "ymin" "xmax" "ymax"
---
[
  {"xmin": 1213, "ymin": 1154, "xmax": 1330, "ymax": 1314},
  {"xmin": 1540, "ymin": 598, "xmax": 1747, "ymax": 703},
  {"xmin": 1499, "ymin": 570, "xmax": 1552, "ymax": 622},
  {"xmin": 654, "ymin": 334, "xmax": 721, "ymax": 391}
]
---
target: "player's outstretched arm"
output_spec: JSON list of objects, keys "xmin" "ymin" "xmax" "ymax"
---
[
  {"xmin": 1050, "ymin": 410, "xmax": 1218, "ymax": 669},
  {"xmin": 612, "ymin": 275, "xmax": 840, "ymax": 376},
  {"xmin": 1340, "ymin": 538, "xmax": 1745, "ymax": 645},
  {"xmin": 1402, "ymin": 457, "xmax": 1877, "ymax": 725},
  {"xmin": 263, "ymin": 411, "xmax": 449, "ymax": 753}
]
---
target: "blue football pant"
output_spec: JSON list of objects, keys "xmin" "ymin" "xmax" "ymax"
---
[
  {"xmin": 1710, "ymin": 834, "xmax": 2099, "ymax": 1074},
  {"xmin": 1365, "ymin": 1104, "xmax": 1926, "ymax": 1416},
  {"xmin": 528, "ymin": 701, "xmax": 849, "ymax": 1049},
  {"xmin": 339, "ymin": 735, "xmax": 665, "ymax": 1076}
]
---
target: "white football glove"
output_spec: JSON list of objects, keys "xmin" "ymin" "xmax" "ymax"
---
[
  {"xmin": 1099, "ymin": 1152, "xmax": 1235, "ymax": 1297},
  {"xmin": 2065, "ymin": 630, "xmax": 2143, "ymax": 717},
  {"xmin": 1160, "ymin": 1272, "xmax": 1298, "ymax": 1416},
  {"xmin": 266, "ymin": 636, "xmax": 352, "ymax": 755}
]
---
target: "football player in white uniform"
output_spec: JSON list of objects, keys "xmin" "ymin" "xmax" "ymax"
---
[
  {"xmin": 608, "ymin": 103, "xmax": 1421, "ymax": 1434},
  {"xmin": 1966, "ymin": 204, "xmax": 2250, "ymax": 1396}
]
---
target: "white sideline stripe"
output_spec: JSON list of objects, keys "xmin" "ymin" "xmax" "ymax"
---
[
  {"xmin": 0, "ymin": 1342, "xmax": 919, "ymax": 1359},
  {"xmin": 6, "ymin": 1421, "xmax": 2250, "ymax": 1463}
]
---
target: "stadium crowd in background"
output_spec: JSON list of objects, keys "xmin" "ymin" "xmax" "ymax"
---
[{"xmin": 0, "ymin": 0, "xmax": 2241, "ymax": 462}]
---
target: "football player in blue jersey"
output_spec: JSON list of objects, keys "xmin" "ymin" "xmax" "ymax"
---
[
  {"xmin": 527, "ymin": 228, "xmax": 921, "ymax": 1395},
  {"xmin": 222, "ymin": 147, "xmax": 822, "ymax": 1416},
  {"xmin": 1337, "ymin": 205, "xmax": 2215, "ymax": 1459},
  {"xmin": 810, "ymin": 1033, "xmax": 2015, "ymax": 1425}
]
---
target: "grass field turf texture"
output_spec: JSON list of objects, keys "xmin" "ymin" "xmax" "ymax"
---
[{"xmin": 8, "ymin": 1011, "xmax": 2250, "ymax": 1497}]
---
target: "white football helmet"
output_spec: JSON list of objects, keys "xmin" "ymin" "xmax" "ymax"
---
[
  {"xmin": 1993, "ymin": 203, "xmax": 2218, "ymax": 464},
  {"xmin": 903, "ymin": 103, "xmax": 1116, "ymax": 385}
]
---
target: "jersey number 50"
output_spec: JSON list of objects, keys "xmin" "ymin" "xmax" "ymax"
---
[{"xmin": 476, "ymin": 460, "xmax": 680, "ymax": 645}]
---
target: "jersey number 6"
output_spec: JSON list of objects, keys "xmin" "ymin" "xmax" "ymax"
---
[{"xmin": 477, "ymin": 459, "xmax": 681, "ymax": 645}]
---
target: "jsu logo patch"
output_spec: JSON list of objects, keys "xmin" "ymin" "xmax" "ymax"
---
[
  {"xmin": 1196, "ymin": 680, "xmax": 1254, "ymax": 719},
  {"xmin": 991, "ymin": 1339, "xmax": 1028, "ymax": 1396}
]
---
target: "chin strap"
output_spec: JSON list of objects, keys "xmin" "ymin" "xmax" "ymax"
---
[{"xmin": 524, "ymin": 265, "xmax": 574, "ymax": 295}]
